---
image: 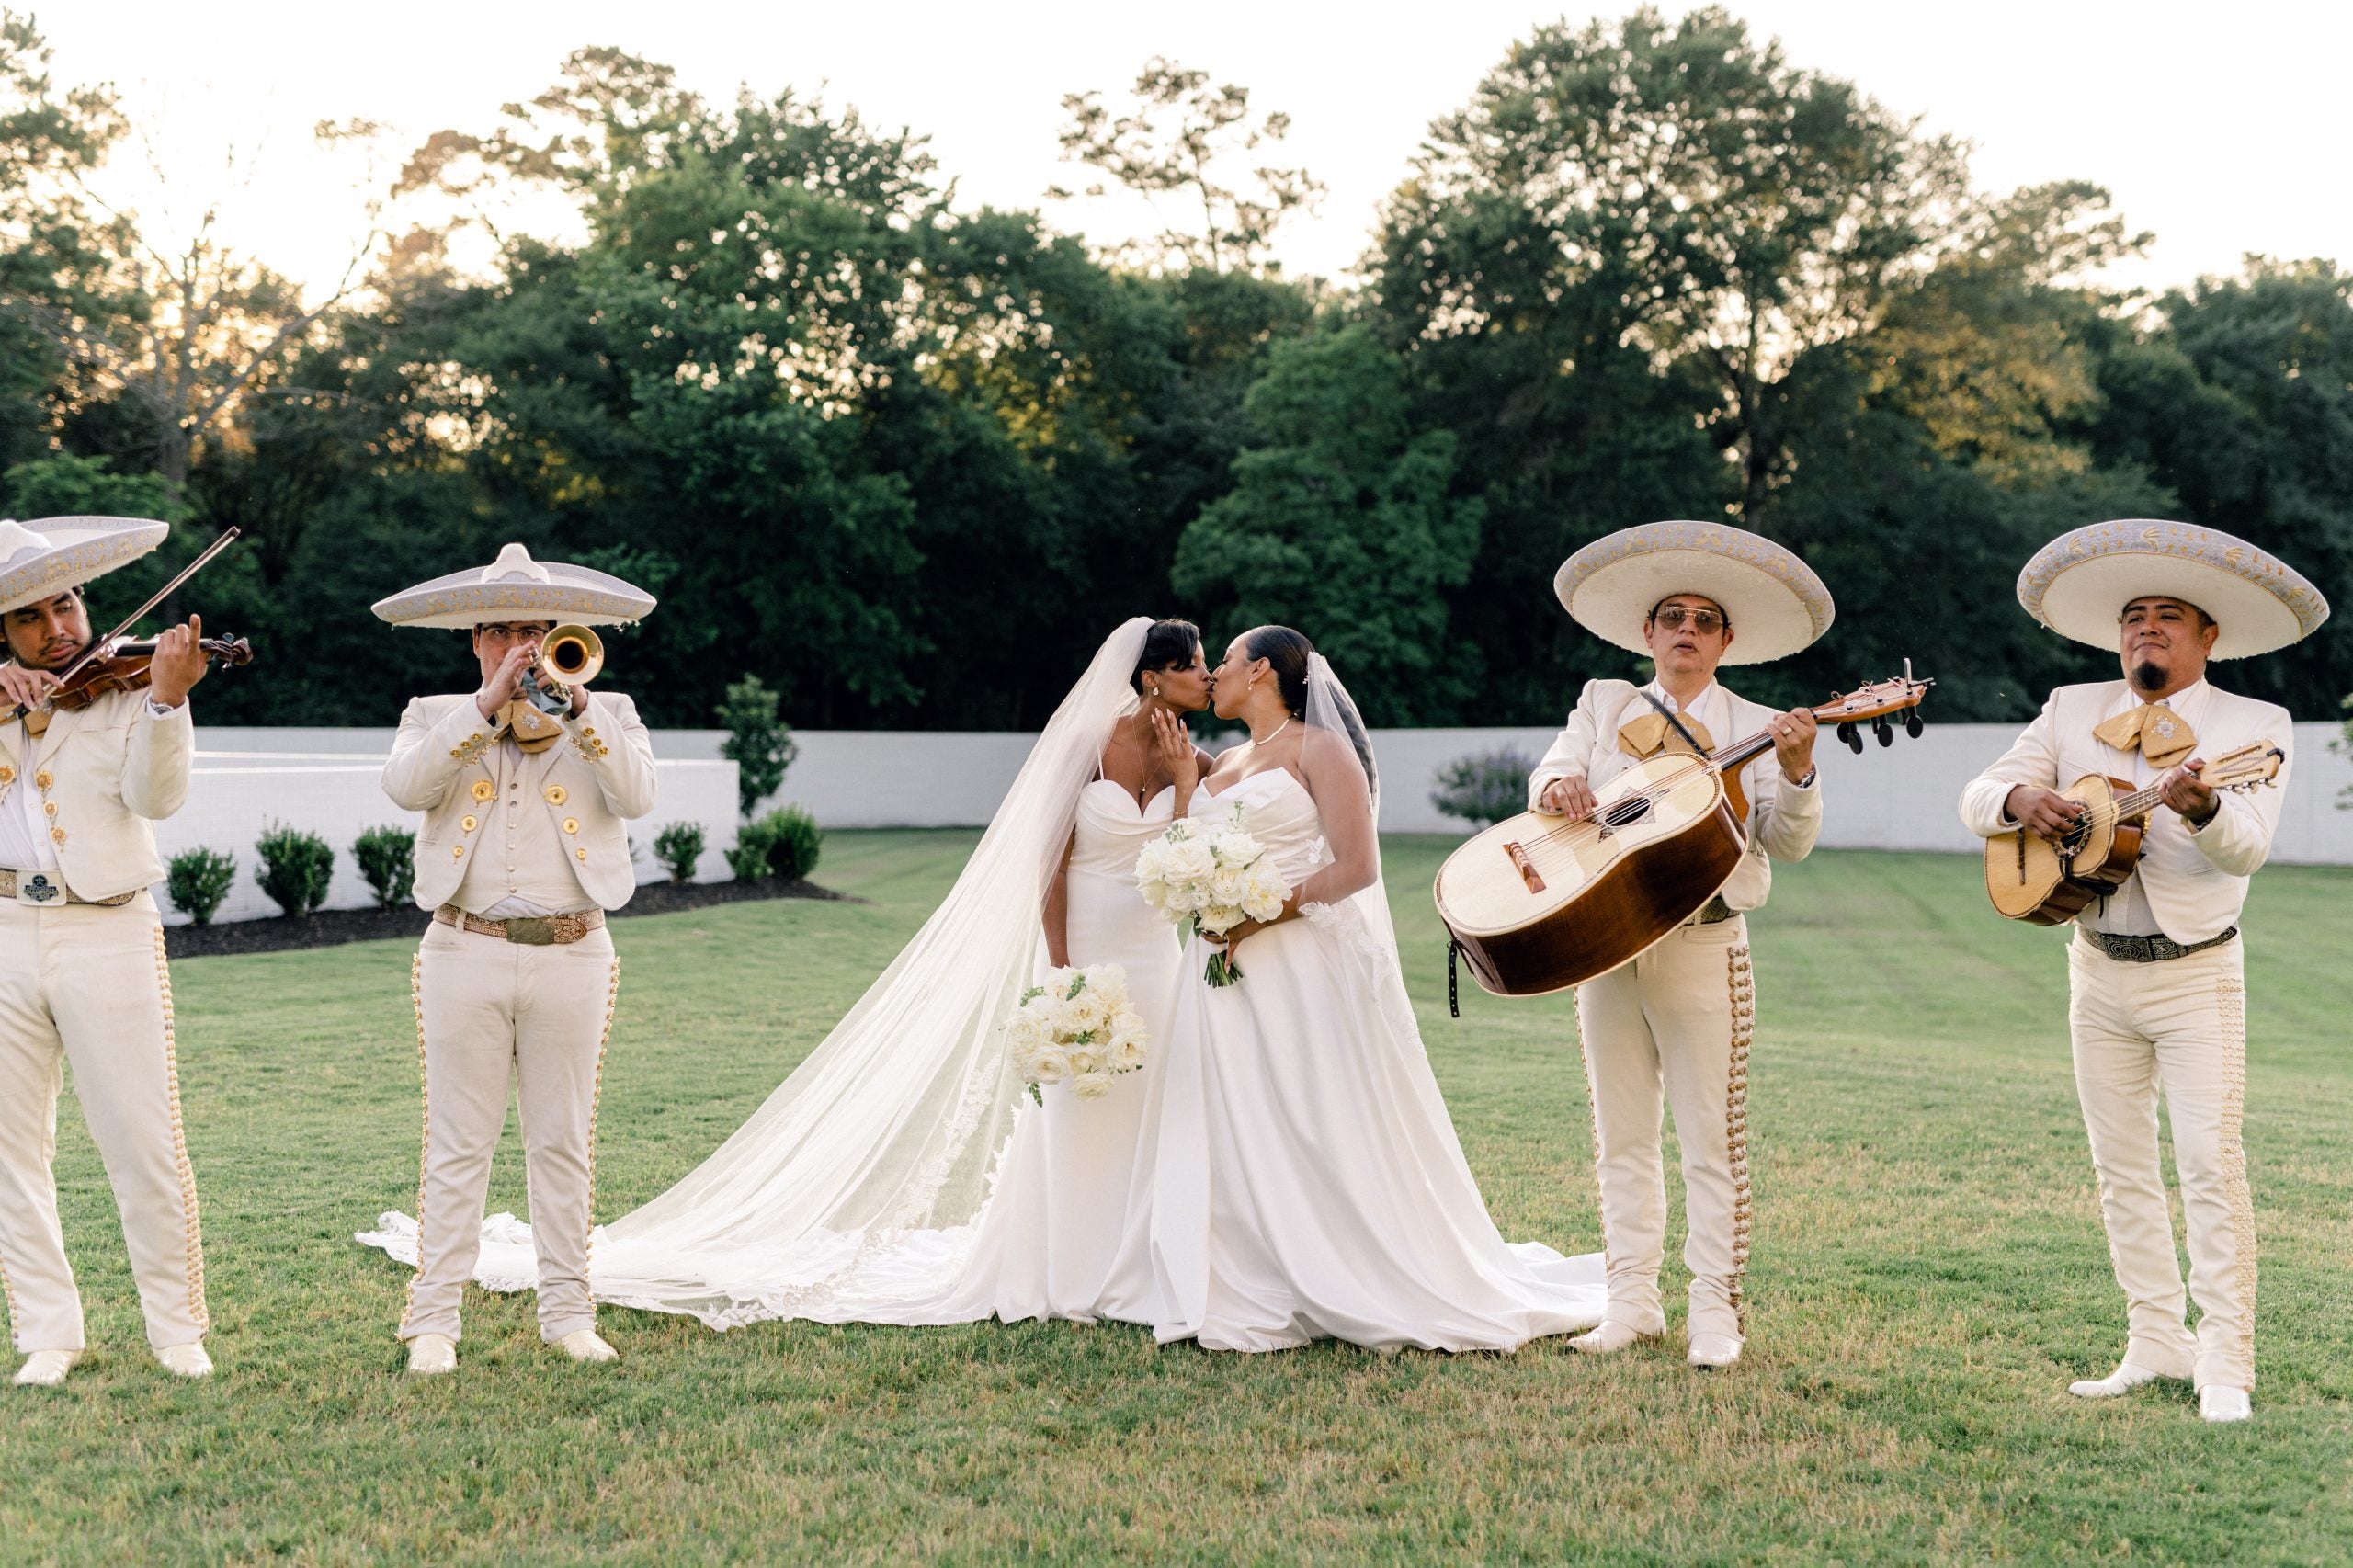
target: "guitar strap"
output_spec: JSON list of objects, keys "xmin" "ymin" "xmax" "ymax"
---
[{"xmin": 1636, "ymin": 688, "xmax": 1711, "ymax": 760}]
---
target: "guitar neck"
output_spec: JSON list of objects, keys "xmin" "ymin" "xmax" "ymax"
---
[{"xmin": 1710, "ymin": 708, "xmax": 1834, "ymax": 773}]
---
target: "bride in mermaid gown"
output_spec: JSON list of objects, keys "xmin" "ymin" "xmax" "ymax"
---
[
  {"xmin": 359, "ymin": 618, "xmax": 1212, "ymax": 1328},
  {"xmin": 1108, "ymin": 627, "xmax": 1605, "ymax": 1352}
]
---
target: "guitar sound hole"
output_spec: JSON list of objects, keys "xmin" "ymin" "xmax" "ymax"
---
[{"xmin": 1602, "ymin": 797, "xmax": 1654, "ymax": 829}]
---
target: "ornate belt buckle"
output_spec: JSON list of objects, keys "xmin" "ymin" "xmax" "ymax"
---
[
  {"xmin": 15, "ymin": 871, "xmax": 64, "ymax": 906},
  {"xmin": 504, "ymin": 915, "xmax": 558, "ymax": 946}
]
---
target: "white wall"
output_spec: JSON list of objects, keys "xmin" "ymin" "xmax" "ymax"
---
[
  {"xmin": 158, "ymin": 728, "xmax": 740, "ymax": 925},
  {"xmin": 667, "ymin": 722, "xmax": 2353, "ymax": 867}
]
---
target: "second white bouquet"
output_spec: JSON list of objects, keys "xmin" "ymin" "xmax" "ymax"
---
[
  {"xmin": 1006, "ymin": 964, "xmax": 1149, "ymax": 1104},
  {"xmin": 1134, "ymin": 800, "xmax": 1290, "ymax": 987}
]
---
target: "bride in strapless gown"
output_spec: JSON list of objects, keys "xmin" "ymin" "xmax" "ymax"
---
[{"xmin": 1109, "ymin": 628, "xmax": 1606, "ymax": 1352}]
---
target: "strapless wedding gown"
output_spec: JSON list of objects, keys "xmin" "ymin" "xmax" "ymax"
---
[
  {"xmin": 931, "ymin": 779, "xmax": 1180, "ymax": 1321},
  {"xmin": 1116, "ymin": 770, "xmax": 1606, "ymax": 1352}
]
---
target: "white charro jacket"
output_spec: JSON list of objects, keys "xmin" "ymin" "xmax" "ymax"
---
[
  {"xmin": 1957, "ymin": 679, "xmax": 2290, "ymax": 947},
  {"xmin": 383, "ymin": 689, "xmax": 658, "ymax": 913},
  {"xmin": 0, "ymin": 684, "xmax": 190, "ymax": 900},
  {"xmin": 1526, "ymin": 676, "xmax": 1823, "ymax": 914}
]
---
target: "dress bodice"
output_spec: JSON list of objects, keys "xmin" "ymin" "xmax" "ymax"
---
[
  {"xmin": 1193, "ymin": 769, "xmax": 1326, "ymax": 884},
  {"xmin": 1071, "ymin": 780, "xmax": 1178, "ymax": 880}
]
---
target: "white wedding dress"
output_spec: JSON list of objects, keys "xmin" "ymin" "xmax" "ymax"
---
[{"xmin": 1115, "ymin": 766, "xmax": 1606, "ymax": 1352}]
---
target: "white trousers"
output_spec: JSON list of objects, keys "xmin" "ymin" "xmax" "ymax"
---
[
  {"xmin": 1572, "ymin": 917, "xmax": 1755, "ymax": 1339},
  {"xmin": 400, "ymin": 922, "xmax": 619, "ymax": 1344},
  {"xmin": 2067, "ymin": 933, "xmax": 2256, "ymax": 1392},
  {"xmin": 0, "ymin": 895, "xmax": 207, "ymax": 1353}
]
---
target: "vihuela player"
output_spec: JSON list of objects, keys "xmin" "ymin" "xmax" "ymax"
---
[
  {"xmin": 1528, "ymin": 521, "xmax": 1833, "ymax": 1369},
  {"xmin": 0, "ymin": 516, "xmax": 216, "ymax": 1387},
  {"xmin": 369, "ymin": 543, "xmax": 659, "ymax": 1375},
  {"xmin": 1961, "ymin": 521, "xmax": 2327, "ymax": 1424}
]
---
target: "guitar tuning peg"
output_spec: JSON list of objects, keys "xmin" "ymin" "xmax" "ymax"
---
[
  {"xmin": 1872, "ymin": 715, "xmax": 1894, "ymax": 747},
  {"xmin": 1837, "ymin": 721, "xmax": 1862, "ymax": 754},
  {"xmin": 1904, "ymin": 710, "xmax": 1924, "ymax": 739}
]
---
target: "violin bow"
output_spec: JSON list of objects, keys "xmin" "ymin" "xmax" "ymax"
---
[{"xmin": 51, "ymin": 526, "xmax": 243, "ymax": 687}]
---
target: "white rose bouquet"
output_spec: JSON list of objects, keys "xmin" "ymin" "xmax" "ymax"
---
[
  {"xmin": 1135, "ymin": 801, "xmax": 1290, "ymax": 987},
  {"xmin": 1006, "ymin": 963, "xmax": 1149, "ymax": 1105}
]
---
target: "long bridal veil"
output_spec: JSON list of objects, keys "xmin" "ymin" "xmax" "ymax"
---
[{"xmin": 360, "ymin": 618, "xmax": 1154, "ymax": 1327}]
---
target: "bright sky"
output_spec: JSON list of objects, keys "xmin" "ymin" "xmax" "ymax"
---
[{"xmin": 35, "ymin": 0, "xmax": 2353, "ymax": 303}]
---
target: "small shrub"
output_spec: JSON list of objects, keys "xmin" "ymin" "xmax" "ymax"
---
[
  {"xmin": 719, "ymin": 673, "xmax": 799, "ymax": 817},
  {"xmin": 254, "ymin": 822, "xmax": 335, "ymax": 918},
  {"xmin": 352, "ymin": 824, "xmax": 416, "ymax": 911},
  {"xmin": 1429, "ymin": 746, "xmax": 1538, "ymax": 829},
  {"xmin": 725, "ymin": 807, "xmax": 823, "ymax": 883},
  {"xmin": 166, "ymin": 847, "xmax": 236, "ymax": 927},
  {"xmin": 654, "ymin": 822, "xmax": 706, "ymax": 883}
]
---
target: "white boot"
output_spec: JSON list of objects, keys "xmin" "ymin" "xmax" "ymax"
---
[
  {"xmin": 556, "ymin": 1328, "xmax": 618, "ymax": 1364},
  {"xmin": 1687, "ymin": 1331, "xmax": 1743, "ymax": 1369},
  {"xmin": 154, "ymin": 1342, "xmax": 212, "ymax": 1379},
  {"xmin": 1569, "ymin": 1320, "xmax": 1650, "ymax": 1356},
  {"xmin": 2199, "ymin": 1386, "xmax": 2252, "ymax": 1424},
  {"xmin": 14, "ymin": 1350, "xmax": 78, "ymax": 1388},
  {"xmin": 2067, "ymin": 1361, "xmax": 2180, "ymax": 1399},
  {"xmin": 406, "ymin": 1333, "xmax": 458, "ymax": 1376}
]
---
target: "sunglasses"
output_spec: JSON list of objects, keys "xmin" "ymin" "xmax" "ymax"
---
[{"xmin": 1652, "ymin": 607, "xmax": 1728, "ymax": 634}]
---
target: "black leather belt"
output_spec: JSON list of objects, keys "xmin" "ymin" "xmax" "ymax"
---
[{"xmin": 2081, "ymin": 926, "xmax": 2237, "ymax": 963}]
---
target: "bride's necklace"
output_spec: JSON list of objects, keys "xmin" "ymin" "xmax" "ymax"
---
[{"xmin": 1249, "ymin": 716, "xmax": 1292, "ymax": 747}]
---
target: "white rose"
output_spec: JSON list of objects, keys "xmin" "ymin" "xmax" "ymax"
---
[
  {"xmin": 1108, "ymin": 1006, "xmax": 1146, "ymax": 1048},
  {"xmin": 1067, "ymin": 1046, "xmax": 1104, "ymax": 1078},
  {"xmin": 1062, "ymin": 988, "xmax": 1109, "ymax": 1039},
  {"xmin": 1162, "ymin": 839, "xmax": 1215, "ymax": 883},
  {"xmin": 1209, "ymin": 867, "xmax": 1245, "ymax": 905},
  {"xmin": 1029, "ymin": 1049, "xmax": 1071, "ymax": 1085},
  {"xmin": 1169, "ymin": 881, "xmax": 1207, "ymax": 914},
  {"xmin": 1211, "ymin": 830, "xmax": 1261, "ymax": 867},
  {"xmin": 1134, "ymin": 840, "xmax": 1169, "ymax": 884},
  {"xmin": 1088, "ymin": 965, "xmax": 1129, "ymax": 1006},
  {"xmin": 1071, "ymin": 1071, "xmax": 1113, "ymax": 1100},
  {"xmin": 1006, "ymin": 1010, "xmax": 1050, "ymax": 1056},
  {"xmin": 1108, "ymin": 1035, "xmax": 1147, "ymax": 1072},
  {"xmin": 1198, "ymin": 903, "xmax": 1244, "ymax": 936}
]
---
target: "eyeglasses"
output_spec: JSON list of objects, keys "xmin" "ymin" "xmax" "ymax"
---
[
  {"xmin": 478, "ymin": 623, "xmax": 551, "ymax": 642},
  {"xmin": 1652, "ymin": 607, "xmax": 1727, "ymax": 634}
]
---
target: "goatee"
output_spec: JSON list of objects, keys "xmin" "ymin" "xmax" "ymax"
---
[{"xmin": 2131, "ymin": 660, "xmax": 2166, "ymax": 691}]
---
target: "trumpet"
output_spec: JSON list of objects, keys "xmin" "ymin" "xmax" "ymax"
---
[{"xmin": 522, "ymin": 623, "xmax": 604, "ymax": 714}]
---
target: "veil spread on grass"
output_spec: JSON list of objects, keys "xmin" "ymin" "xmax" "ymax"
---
[{"xmin": 359, "ymin": 618, "xmax": 1154, "ymax": 1327}]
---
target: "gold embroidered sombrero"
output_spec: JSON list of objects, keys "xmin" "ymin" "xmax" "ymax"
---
[
  {"xmin": 0, "ymin": 516, "xmax": 171, "ymax": 616},
  {"xmin": 1555, "ymin": 520, "xmax": 1835, "ymax": 665},
  {"xmin": 2017, "ymin": 520, "xmax": 2329, "ymax": 660},
  {"xmin": 372, "ymin": 542, "xmax": 656, "ymax": 629}
]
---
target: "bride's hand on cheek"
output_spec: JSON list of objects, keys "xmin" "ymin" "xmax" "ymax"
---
[{"xmin": 1150, "ymin": 707, "xmax": 1199, "ymax": 800}]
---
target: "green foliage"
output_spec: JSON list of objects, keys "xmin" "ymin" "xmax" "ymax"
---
[
  {"xmin": 164, "ymin": 846, "xmax": 235, "ymax": 927},
  {"xmin": 1174, "ymin": 327, "xmax": 1482, "ymax": 724},
  {"xmin": 725, "ymin": 806, "xmax": 822, "ymax": 882},
  {"xmin": 717, "ymin": 673, "xmax": 798, "ymax": 816},
  {"xmin": 653, "ymin": 821, "xmax": 706, "ymax": 883},
  {"xmin": 253, "ymin": 822, "xmax": 334, "ymax": 918},
  {"xmin": 0, "ymin": 452, "xmax": 177, "ymax": 520},
  {"xmin": 1429, "ymin": 748, "xmax": 1537, "ymax": 828},
  {"xmin": 349, "ymin": 825, "xmax": 415, "ymax": 912}
]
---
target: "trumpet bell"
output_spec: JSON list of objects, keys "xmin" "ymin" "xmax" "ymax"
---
[{"xmin": 542, "ymin": 624, "xmax": 603, "ymax": 684}]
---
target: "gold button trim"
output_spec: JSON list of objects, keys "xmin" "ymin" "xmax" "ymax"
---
[
  {"xmin": 575, "ymin": 847, "xmax": 588, "ymax": 861},
  {"xmin": 471, "ymin": 780, "xmax": 495, "ymax": 802},
  {"xmin": 450, "ymin": 845, "xmax": 465, "ymax": 859},
  {"xmin": 544, "ymin": 785, "xmax": 567, "ymax": 805},
  {"xmin": 42, "ymin": 801, "xmax": 57, "ymax": 817},
  {"xmin": 563, "ymin": 818, "xmax": 579, "ymax": 835},
  {"xmin": 35, "ymin": 771, "xmax": 52, "ymax": 790},
  {"xmin": 461, "ymin": 815, "xmax": 479, "ymax": 833},
  {"xmin": 50, "ymin": 827, "xmax": 65, "ymax": 844},
  {"xmin": 0, "ymin": 766, "xmax": 14, "ymax": 783}
]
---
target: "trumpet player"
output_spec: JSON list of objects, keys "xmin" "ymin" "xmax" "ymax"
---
[{"xmin": 368, "ymin": 543, "xmax": 658, "ymax": 1375}]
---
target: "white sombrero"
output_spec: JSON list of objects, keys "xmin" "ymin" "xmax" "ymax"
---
[
  {"xmin": 1555, "ymin": 520, "xmax": 1835, "ymax": 665},
  {"xmin": 2017, "ymin": 520, "xmax": 2329, "ymax": 660},
  {"xmin": 372, "ymin": 542, "xmax": 656, "ymax": 629},
  {"xmin": 0, "ymin": 515, "xmax": 171, "ymax": 617}
]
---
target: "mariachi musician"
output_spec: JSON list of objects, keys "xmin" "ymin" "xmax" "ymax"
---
[
  {"xmin": 1960, "ymin": 522, "xmax": 2327, "ymax": 1424},
  {"xmin": 370, "ymin": 543, "xmax": 658, "ymax": 1376},
  {"xmin": 0, "ymin": 515, "xmax": 238, "ymax": 1387},
  {"xmin": 1526, "ymin": 521, "xmax": 1835, "ymax": 1370}
]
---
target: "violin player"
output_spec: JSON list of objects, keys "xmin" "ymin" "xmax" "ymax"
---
[{"xmin": 0, "ymin": 516, "xmax": 222, "ymax": 1388}]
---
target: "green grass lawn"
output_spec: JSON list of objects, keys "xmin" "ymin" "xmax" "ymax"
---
[{"xmin": 6, "ymin": 835, "xmax": 2349, "ymax": 1564}]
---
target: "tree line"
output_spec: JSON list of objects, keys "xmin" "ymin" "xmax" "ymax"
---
[{"xmin": 3, "ymin": 8, "xmax": 2347, "ymax": 729}]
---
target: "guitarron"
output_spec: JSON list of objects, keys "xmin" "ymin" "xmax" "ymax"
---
[
  {"xmin": 1982, "ymin": 740, "xmax": 2284, "ymax": 925},
  {"xmin": 1436, "ymin": 672, "xmax": 1933, "ymax": 998}
]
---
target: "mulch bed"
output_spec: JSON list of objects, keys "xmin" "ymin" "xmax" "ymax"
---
[{"xmin": 165, "ymin": 877, "xmax": 847, "ymax": 960}]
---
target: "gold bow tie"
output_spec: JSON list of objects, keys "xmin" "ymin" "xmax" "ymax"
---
[
  {"xmin": 2092, "ymin": 702, "xmax": 2196, "ymax": 768},
  {"xmin": 494, "ymin": 700, "xmax": 566, "ymax": 754},
  {"xmin": 1618, "ymin": 710, "xmax": 1714, "ymax": 760}
]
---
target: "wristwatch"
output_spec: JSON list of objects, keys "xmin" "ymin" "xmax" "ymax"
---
[{"xmin": 144, "ymin": 696, "xmax": 181, "ymax": 718}]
